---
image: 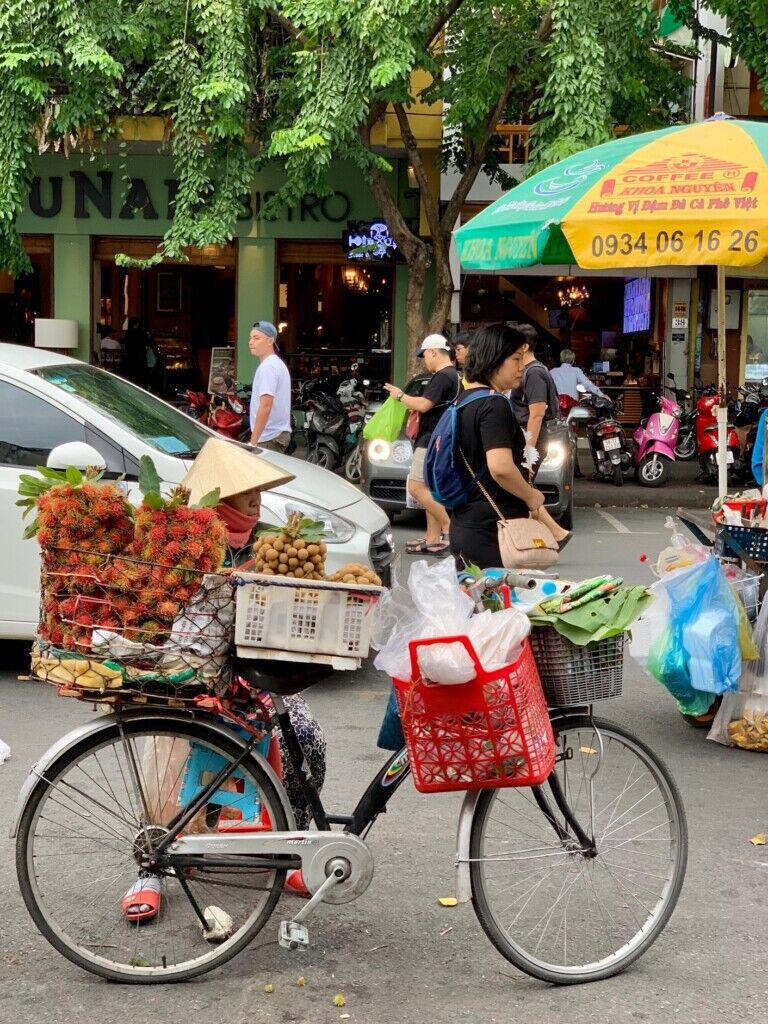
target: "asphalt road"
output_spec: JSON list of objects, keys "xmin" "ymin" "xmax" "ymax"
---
[{"xmin": 1, "ymin": 508, "xmax": 767, "ymax": 1024}]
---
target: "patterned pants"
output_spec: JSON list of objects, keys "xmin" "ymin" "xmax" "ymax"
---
[{"xmin": 278, "ymin": 694, "xmax": 327, "ymax": 828}]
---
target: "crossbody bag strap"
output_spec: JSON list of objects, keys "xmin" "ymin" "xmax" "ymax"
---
[{"xmin": 458, "ymin": 447, "xmax": 506, "ymax": 523}]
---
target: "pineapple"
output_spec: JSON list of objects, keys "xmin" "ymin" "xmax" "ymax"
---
[{"xmin": 252, "ymin": 512, "xmax": 327, "ymax": 579}]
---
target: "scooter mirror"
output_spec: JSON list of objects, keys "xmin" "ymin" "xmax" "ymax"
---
[
  {"xmin": 667, "ymin": 373, "xmax": 675, "ymax": 381},
  {"xmin": 576, "ymin": 384, "xmax": 587, "ymax": 394}
]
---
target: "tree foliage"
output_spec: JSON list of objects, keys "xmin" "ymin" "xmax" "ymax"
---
[{"xmin": 0, "ymin": 1, "xmax": 687, "ymax": 353}]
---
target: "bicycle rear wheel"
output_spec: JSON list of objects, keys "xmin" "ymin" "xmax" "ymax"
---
[
  {"xmin": 469, "ymin": 716, "xmax": 687, "ymax": 984},
  {"xmin": 16, "ymin": 715, "xmax": 289, "ymax": 983}
]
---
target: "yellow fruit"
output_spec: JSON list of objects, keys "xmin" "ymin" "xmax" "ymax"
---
[
  {"xmin": 278, "ymin": 553, "xmax": 288, "ymax": 565},
  {"xmin": 319, "ymin": 542, "xmax": 327, "ymax": 555},
  {"xmin": 277, "ymin": 564, "xmax": 288, "ymax": 575},
  {"xmin": 297, "ymin": 549, "xmax": 309, "ymax": 562},
  {"xmin": 293, "ymin": 566, "xmax": 304, "ymax": 578},
  {"xmin": 288, "ymin": 557, "xmax": 299, "ymax": 568},
  {"xmin": 286, "ymin": 546, "xmax": 298, "ymax": 558},
  {"xmin": 342, "ymin": 574, "xmax": 356, "ymax": 583},
  {"xmin": 307, "ymin": 544, "xmax": 319, "ymax": 556}
]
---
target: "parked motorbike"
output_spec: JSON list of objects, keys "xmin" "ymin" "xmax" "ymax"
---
[
  {"xmin": 632, "ymin": 392, "xmax": 682, "ymax": 487},
  {"xmin": 664, "ymin": 374, "xmax": 697, "ymax": 461},
  {"xmin": 337, "ymin": 375, "xmax": 370, "ymax": 483},
  {"xmin": 177, "ymin": 382, "xmax": 252, "ymax": 443},
  {"xmin": 576, "ymin": 384, "xmax": 632, "ymax": 486},
  {"xmin": 695, "ymin": 388, "xmax": 742, "ymax": 483},
  {"xmin": 302, "ymin": 378, "xmax": 363, "ymax": 473}
]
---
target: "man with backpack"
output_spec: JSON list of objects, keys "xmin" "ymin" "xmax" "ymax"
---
[
  {"xmin": 509, "ymin": 324, "xmax": 560, "ymax": 478},
  {"xmin": 383, "ymin": 334, "xmax": 459, "ymax": 555}
]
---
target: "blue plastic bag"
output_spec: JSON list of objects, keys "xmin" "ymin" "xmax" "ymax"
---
[
  {"xmin": 647, "ymin": 625, "xmax": 716, "ymax": 716},
  {"xmin": 377, "ymin": 687, "xmax": 405, "ymax": 751},
  {"xmin": 660, "ymin": 556, "xmax": 741, "ymax": 696}
]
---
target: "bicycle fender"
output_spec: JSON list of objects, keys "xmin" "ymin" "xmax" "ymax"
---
[
  {"xmin": 10, "ymin": 708, "xmax": 296, "ymax": 839},
  {"xmin": 454, "ymin": 789, "xmax": 483, "ymax": 905}
]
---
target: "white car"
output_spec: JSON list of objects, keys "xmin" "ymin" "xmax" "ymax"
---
[{"xmin": 0, "ymin": 344, "xmax": 394, "ymax": 639}]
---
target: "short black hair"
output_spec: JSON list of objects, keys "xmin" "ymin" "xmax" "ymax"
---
[
  {"xmin": 453, "ymin": 330, "xmax": 472, "ymax": 348},
  {"xmin": 464, "ymin": 323, "xmax": 527, "ymax": 386}
]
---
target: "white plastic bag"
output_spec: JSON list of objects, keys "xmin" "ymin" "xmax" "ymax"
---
[
  {"xmin": 371, "ymin": 558, "xmax": 473, "ymax": 680},
  {"xmin": 0, "ymin": 739, "xmax": 10, "ymax": 764},
  {"xmin": 654, "ymin": 516, "xmax": 709, "ymax": 578},
  {"xmin": 371, "ymin": 559, "xmax": 529, "ymax": 684}
]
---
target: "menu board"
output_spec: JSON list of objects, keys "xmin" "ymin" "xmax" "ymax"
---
[{"xmin": 208, "ymin": 346, "xmax": 237, "ymax": 395}]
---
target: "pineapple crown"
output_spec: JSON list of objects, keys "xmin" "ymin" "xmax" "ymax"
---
[{"xmin": 257, "ymin": 510, "xmax": 326, "ymax": 543}]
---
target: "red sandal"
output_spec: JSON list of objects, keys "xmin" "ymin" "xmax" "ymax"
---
[{"xmin": 121, "ymin": 875, "xmax": 162, "ymax": 922}]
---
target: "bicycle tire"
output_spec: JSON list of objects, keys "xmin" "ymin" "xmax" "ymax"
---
[
  {"xmin": 469, "ymin": 716, "xmax": 687, "ymax": 985},
  {"xmin": 16, "ymin": 715, "xmax": 289, "ymax": 984}
]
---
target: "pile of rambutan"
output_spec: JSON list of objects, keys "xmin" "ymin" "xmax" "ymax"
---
[{"xmin": 20, "ymin": 457, "xmax": 226, "ymax": 652}]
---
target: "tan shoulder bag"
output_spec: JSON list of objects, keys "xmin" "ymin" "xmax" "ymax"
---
[{"xmin": 460, "ymin": 450, "xmax": 559, "ymax": 569}]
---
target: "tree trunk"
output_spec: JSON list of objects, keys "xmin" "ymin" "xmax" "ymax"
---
[{"xmin": 402, "ymin": 232, "xmax": 454, "ymax": 380}]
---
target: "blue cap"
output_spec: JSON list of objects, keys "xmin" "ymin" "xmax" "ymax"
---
[{"xmin": 252, "ymin": 321, "xmax": 278, "ymax": 340}]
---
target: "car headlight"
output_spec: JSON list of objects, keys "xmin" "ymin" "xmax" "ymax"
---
[
  {"xmin": 541, "ymin": 441, "xmax": 566, "ymax": 470},
  {"xmin": 283, "ymin": 502, "xmax": 355, "ymax": 544},
  {"xmin": 368, "ymin": 439, "xmax": 392, "ymax": 463}
]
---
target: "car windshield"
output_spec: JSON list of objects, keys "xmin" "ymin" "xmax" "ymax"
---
[{"xmin": 33, "ymin": 364, "xmax": 210, "ymax": 457}]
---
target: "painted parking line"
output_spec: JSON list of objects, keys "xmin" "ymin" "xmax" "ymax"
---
[{"xmin": 589, "ymin": 508, "xmax": 662, "ymax": 536}]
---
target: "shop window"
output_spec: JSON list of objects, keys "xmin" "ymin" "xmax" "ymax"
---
[
  {"xmin": 0, "ymin": 382, "xmax": 85, "ymax": 467},
  {"xmin": 277, "ymin": 240, "xmax": 394, "ymax": 389},
  {"xmin": 746, "ymin": 290, "xmax": 768, "ymax": 380},
  {"xmin": 0, "ymin": 236, "xmax": 53, "ymax": 346}
]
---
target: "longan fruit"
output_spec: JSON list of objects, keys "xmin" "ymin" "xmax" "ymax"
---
[
  {"xmin": 294, "ymin": 538, "xmax": 307, "ymax": 551},
  {"xmin": 286, "ymin": 546, "xmax": 298, "ymax": 558},
  {"xmin": 319, "ymin": 542, "xmax": 327, "ymax": 555},
  {"xmin": 273, "ymin": 538, "xmax": 285, "ymax": 552},
  {"xmin": 311, "ymin": 554, "xmax": 323, "ymax": 566},
  {"xmin": 342, "ymin": 574, "xmax": 356, "ymax": 583},
  {"xmin": 277, "ymin": 564, "xmax": 288, "ymax": 575},
  {"xmin": 287, "ymin": 557, "xmax": 298, "ymax": 568},
  {"xmin": 307, "ymin": 544, "xmax": 319, "ymax": 556},
  {"xmin": 293, "ymin": 566, "xmax": 304, "ymax": 578},
  {"xmin": 261, "ymin": 567, "xmax": 274, "ymax": 575},
  {"xmin": 262, "ymin": 546, "xmax": 276, "ymax": 561},
  {"xmin": 278, "ymin": 553, "xmax": 288, "ymax": 565},
  {"xmin": 297, "ymin": 549, "xmax": 309, "ymax": 562}
]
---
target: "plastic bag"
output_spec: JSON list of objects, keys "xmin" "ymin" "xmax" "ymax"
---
[
  {"xmin": 663, "ymin": 556, "xmax": 741, "ymax": 694},
  {"xmin": 709, "ymin": 593, "xmax": 768, "ymax": 749},
  {"xmin": 362, "ymin": 397, "xmax": 408, "ymax": 442},
  {"xmin": 377, "ymin": 687, "xmax": 405, "ymax": 751},
  {"xmin": 654, "ymin": 516, "xmax": 709, "ymax": 577},
  {"xmin": 647, "ymin": 625, "xmax": 715, "ymax": 716},
  {"xmin": 371, "ymin": 558, "xmax": 474, "ymax": 680},
  {"xmin": 371, "ymin": 558, "xmax": 529, "ymax": 684},
  {"xmin": 0, "ymin": 739, "xmax": 9, "ymax": 764}
]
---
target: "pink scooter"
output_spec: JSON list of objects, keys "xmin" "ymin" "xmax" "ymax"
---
[{"xmin": 632, "ymin": 392, "xmax": 682, "ymax": 487}]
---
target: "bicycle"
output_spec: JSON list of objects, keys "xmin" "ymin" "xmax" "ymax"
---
[{"xmin": 14, "ymin": 571, "xmax": 687, "ymax": 986}]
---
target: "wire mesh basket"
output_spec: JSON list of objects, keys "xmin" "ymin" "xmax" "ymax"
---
[
  {"xmin": 32, "ymin": 548, "xmax": 236, "ymax": 700},
  {"xmin": 726, "ymin": 568, "xmax": 761, "ymax": 623},
  {"xmin": 528, "ymin": 627, "xmax": 625, "ymax": 706}
]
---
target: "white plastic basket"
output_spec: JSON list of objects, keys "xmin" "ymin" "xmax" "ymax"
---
[{"xmin": 234, "ymin": 573, "xmax": 383, "ymax": 668}]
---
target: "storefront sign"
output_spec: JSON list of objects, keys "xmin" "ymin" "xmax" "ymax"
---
[
  {"xmin": 672, "ymin": 316, "xmax": 689, "ymax": 329},
  {"xmin": 344, "ymin": 220, "xmax": 399, "ymax": 261},
  {"xmin": 28, "ymin": 171, "xmax": 351, "ymax": 224}
]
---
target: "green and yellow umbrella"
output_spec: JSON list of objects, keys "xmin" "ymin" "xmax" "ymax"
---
[{"xmin": 455, "ymin": 116, "xmax": 768, "ymax": 495}]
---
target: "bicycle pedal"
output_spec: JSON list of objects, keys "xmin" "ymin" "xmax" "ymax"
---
[{"xmin": 279, "ymin": 920, "xmax": 310, "ymax": 951}]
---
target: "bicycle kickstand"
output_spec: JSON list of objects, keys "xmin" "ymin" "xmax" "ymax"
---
[{"xmin": 278, "ymin": 860, "xmax": 347, "ymax": 950}]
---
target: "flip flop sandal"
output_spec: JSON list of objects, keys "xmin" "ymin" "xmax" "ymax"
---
[
  {"xmin": 407, "ymin": 533, "xmax": 450, "ymax": 553},
  {"xmin": 423, "ymin": 541, "xmax": 451, "ymax": 557},
  {"xmin": 284, "ymin": 870, "xmax": 311, "ymax": 899},
  {"xmin": 558, "ymin": 532, "xmax": 574, "ymax": 553},
  {"xmin": 122, "ymin": 874, "xmax": 162, "ymax": 923}
]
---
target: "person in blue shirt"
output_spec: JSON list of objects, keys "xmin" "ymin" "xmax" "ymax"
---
[{"xmin": 752, "ymin": 407, "xmax": 768, "ymax": 486}]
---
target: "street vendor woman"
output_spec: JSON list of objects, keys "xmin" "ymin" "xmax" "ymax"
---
[{"xmin": 121, "ymin": 440, "xmax": 322, "ymax": 920}]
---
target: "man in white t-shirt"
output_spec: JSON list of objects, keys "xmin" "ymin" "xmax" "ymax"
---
[{"xmin": 248, "ymin": 321, "xmax": 292, "ymax": 452}]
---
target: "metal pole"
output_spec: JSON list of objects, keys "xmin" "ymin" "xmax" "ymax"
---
[{"xmin": 716, "ymin": 265, "xmax": 728, "ymax": 498}]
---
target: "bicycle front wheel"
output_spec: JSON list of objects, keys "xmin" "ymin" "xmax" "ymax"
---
[
  {"xmin": 470, "ymin": 716, "xmax": 687, "ymax": 984},
  {"xmin": 16, "ymin": 715, "xmax": 289, "ymax": 983}
]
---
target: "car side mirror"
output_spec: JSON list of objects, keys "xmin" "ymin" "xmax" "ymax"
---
[{"xmin": 46, "ymin": 442, "xmax": 107, "ymax": 472}]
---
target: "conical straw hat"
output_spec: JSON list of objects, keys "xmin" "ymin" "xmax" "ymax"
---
[{"xmin": 182, "ymin": 438, "xmax": 295, "ymax": 505}]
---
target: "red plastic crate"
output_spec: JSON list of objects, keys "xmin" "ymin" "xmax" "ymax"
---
[{"xmin": 393, "ymin": 637, "xmax": 556, "ymax": 794}]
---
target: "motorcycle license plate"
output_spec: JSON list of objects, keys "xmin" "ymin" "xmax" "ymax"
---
[{"xmin": 603, "ymin": 437, "xmax": 621, "ymax": 451}]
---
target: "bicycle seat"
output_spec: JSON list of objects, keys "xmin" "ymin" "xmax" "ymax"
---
[{"xmin": 232, "ymin": 656, "xmax": 335, "ymax": 696}]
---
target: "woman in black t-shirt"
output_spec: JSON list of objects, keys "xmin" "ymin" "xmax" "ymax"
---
[{"xmin": 450, "ymin": 324, "xmax": 570, "ymax": 569}]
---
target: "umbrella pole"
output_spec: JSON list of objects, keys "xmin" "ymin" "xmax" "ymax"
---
[{"xmin": 716, "ymin": 264, "xmax": 728, "ymax": 499}]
